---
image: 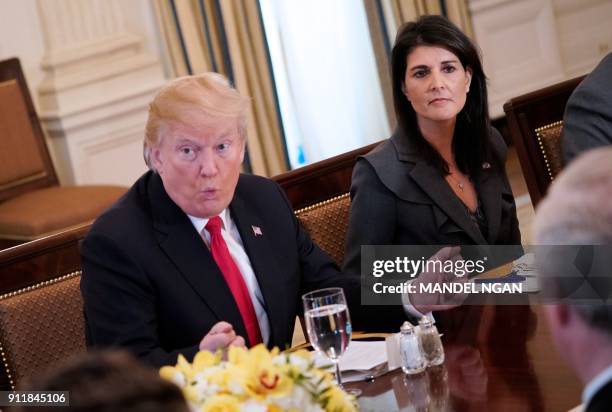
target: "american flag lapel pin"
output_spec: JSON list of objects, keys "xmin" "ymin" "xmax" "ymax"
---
[{"xmin": 252, "ymin": 225, "xmax": 263, "ymax": 237}]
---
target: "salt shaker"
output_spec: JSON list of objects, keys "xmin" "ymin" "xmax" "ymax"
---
[
  {"xmin": 400, "ymin": 321, "xmax": 426, "ymax": 375},
  {"xmin": 418, "ymin": 316, "xmax": 444, "ymax": 366}
]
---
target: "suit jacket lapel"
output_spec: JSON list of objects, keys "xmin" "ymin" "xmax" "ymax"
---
[
  {"xmin": 148, "ymin": 173, "xmax": 247, "ymax": 340},
  {"xmin": 409, "ymin": 160, "xmax": 488, "ymax": 244},
  {"xmin": 388, "ymin": 131, "xmax": 488, "ymax": 244},
  {"xmin": 229, "ymin": 190, "xmax": 286, "ymax": 347}
]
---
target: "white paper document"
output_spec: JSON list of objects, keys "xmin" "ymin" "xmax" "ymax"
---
[
  {"xmin": 313, "ymin": 340, "xmax": 390, "ymax": 382},
  {"xmin": 338, "ymin": 341, "xmax": 388, "ymax": 371}
]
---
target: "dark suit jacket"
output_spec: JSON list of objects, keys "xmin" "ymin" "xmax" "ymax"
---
[
  {"xmin": 344, "ymin": 128, "xmax": 522, "ymax": 275},
  {"xmin": 563, "ymin": 52, "xmax": 612, "ymax": 164},
  {"xmin": 81, "ymin": 172, "xmax": 382, "ymax": 368},
  {"xmin": 587, "ymin": 379, "xmax": 612, "ymax": 412}
]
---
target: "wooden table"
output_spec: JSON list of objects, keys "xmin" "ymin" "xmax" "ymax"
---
[{"xmin": 346, "ymin": 304, "xmax": 582, "ymax": 411}]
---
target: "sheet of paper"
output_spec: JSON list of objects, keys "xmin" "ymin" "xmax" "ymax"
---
[
  {"xmin": 338, "ymin": 341, "xmax": 387, "ymax": 371},
  {"xmin": 311, "ymin": 341, "xmax": 390, "ymax": 382}
]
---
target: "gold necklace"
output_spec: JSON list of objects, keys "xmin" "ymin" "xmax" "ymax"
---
[{"xmin": 446, "ymin": 170, "xmax": 466, "ymax": 192}]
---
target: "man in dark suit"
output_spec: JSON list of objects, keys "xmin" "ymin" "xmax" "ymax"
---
[
  {"xmin": 81, "ymin": 73, "xmax": 397, "ymax": 368},
  {"xmin": 534, "ymin": 148, "xmax": 612, "ymax": 412},
  {"xmin": 563, "ymin": 52, "xmax": 612, "ymax": 164}
]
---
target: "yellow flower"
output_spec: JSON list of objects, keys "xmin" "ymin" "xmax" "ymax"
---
[
  {"xmin": 160, "ymin": 351, "xmax": 223, "ymax": 387},
  {"xmin": 193, "ymin": 350, "xmax": 221, "ymax": 373},
  {"xmin": 266, "ymin": 404, "xmax": 284, "ymax": 412},
  {"xmin": 207, "ymin": 364, "xmax": 247, "ymax": 394},
  {"xmin": 159, "ymin": 365, "xmax": 185, "ymax": 387},
  {"xmin": 323, "ymin": 386, "xmax": 358, "ymax": 412},
  {"xmin": 229, "ymin": 345, "xmax": 293, "ymax": 399},
  {"xmin": 201, "ymin": 394, "xmax": 241, "ymax": 412},
  {"xmin": 290, "ymin": 349, "xmax": 312, "ymax": 360}
]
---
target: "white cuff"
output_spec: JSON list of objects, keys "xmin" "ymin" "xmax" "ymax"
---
[{"xmin": 402, "ymin": 279, "xmax": 434, "ymax": 321}]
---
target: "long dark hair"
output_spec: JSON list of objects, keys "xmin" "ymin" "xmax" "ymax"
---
[{"xmin": 391, "ymin": 15, "xmax": 491, "ymax": 176}]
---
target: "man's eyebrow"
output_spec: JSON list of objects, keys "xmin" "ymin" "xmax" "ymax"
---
[{"xmin": 174, "ymin": 138, "xmax": 199, "ymax": 145}]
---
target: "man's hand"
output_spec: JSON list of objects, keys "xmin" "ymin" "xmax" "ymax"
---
[
  {"xmin": 199, "ymin": 321, "xmax": 246, "ymax": 352},
  {"xmin": 409, "ymin": 246, "xmax": 469, "ymax": 314}
]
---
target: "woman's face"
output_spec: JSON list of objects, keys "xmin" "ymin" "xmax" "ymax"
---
[{"xmin": 403, "ymin": 45, "xmax": 472, "ymax": 128}]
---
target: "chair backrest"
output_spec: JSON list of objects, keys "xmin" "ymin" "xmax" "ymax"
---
[
  {"xmin": 0, "ymin": 58, "xmax": 58, "ymax": 203},
  {"xmin": 503, "ymin": 76, "xmax": 585, "ymax": 207},
  {"xmin": 295, "ymin": 194, "xmax": 350, "ymax": 266},
  {"xmin": 273, "ymin": 143, "xmax": 378, "ymax": 265},
  {"xmin": 0, "ymin": 272, "xmax": 85, "ymax": 390},
  {"xmin": 0, "ymin": 224, "xmax": 88, "ymax": 390}
]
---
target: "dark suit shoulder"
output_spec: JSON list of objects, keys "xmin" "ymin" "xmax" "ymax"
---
[
  {"xmin": 234, "ymin": 173, "xmax": 289, "ymax": 208},
  {"xmin": 235, "ymin": 173, "xmax": 280, "ymax": 196},
  {"xmin": 588, "ymin": 378, "xmax": 612, "ymax": 412},
  {"xmin": 362, "ymin": 138, "xmax": 397, "ymax": 163},
  {"xmin": 356, "ymin": 134, "xmax": 424, "ymax": 204},
  {"xmin": 233, "ymin": 173, "xmax": 295, "ymax": 222},
  {"xmin": 84, "ymin": 172, "xmax": 156, "ymax": 247},
  {"xmin": 488, "ymin": 127, "xmax": 508, "ymax": 165}
]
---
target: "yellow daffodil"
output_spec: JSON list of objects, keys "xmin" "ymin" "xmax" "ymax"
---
[
  {"xmin": 323, "ymin": 386, "xmax": 358, "ymax": 412},
  {"xmin": 159, "ymin": 365, "xmax": 185, "ymax": 387},
  {"xmin": 266, "ymin": 404, "xmax": 284, "ymax": 412},
  {"xmin": 160, "ymin": 345, "xmax": 357, "ymax": 411},
  {"xmin": 193, "ymin": 350, "xmax": 221, "ymax": 373},
  {"xmin": 206, "ymin": 364, "xmax": 247, "ymax": 393},
  {"xmin": 231, "ymin": 345, "xmax": 293, "ymax": 399},
  {"xmin": 201, "ymin": 394, "xmax": 241, "ymax": 412}
]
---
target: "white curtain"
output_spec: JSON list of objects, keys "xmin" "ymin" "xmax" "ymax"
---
[{"xmin": 260, "ymin": 0, "xmax": 390, "ymax": 168}]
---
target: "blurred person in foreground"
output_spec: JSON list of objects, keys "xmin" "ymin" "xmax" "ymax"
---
[
  {"xmin": 16, "ymin": 351, "xmax": 189, "ymax": 412},
  {"xmin": 80, "ymin": 73, "xmax": 405, "ymax": 368},
  {"xmin": 534, "ymin": 147, "xmax": 612, "ymax": 412},
  {"xmin": 343, "ymin": 15, "xmax": 521, "ymax": 317}
]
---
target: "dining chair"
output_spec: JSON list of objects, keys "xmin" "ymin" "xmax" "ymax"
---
[
  {"xmin": 0, "ymin": 57, "xmax": 125, "ymax": 248},
  {"xmin": 503, "ymin": 75, "xmax": 585, "ymax": 207}
]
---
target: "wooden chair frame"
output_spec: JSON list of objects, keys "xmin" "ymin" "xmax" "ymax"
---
[
  {"xmin": 0, "ymin": 58, "xmax": 59, "ymax": 202},
  {"xmin": 503, "ymin": 76, "xmax": 585, "ymax": 206}
]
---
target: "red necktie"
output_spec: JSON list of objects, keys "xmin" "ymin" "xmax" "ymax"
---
[{"xmin": 205, "ymin": 216, "xmax": 263, "ymax": 346}]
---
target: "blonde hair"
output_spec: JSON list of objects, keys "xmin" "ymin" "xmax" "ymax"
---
[{"xmin": 144, "ymin": 73, "xmax": 249, "ymax": 169}]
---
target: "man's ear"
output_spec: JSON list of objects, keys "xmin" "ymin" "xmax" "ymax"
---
[
  {"xmin": 239, "ymin": 138, "xmax": 246, "ymax": 163},
  {"xmin": 151, "ymin": 146, "xmax": 164, "ymax": 174}
]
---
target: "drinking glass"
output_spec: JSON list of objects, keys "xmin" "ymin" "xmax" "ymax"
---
[{"xmin": 302, "ymin": 287, "xmax": 361, "ymax": 396}]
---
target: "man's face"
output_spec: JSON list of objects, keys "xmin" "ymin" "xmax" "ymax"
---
[{"xmin": 151, "ymin": 119, "xmax": 245, "ymax": 218}]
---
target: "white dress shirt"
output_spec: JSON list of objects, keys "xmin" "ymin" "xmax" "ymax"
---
[{"xmin": 188, "ymin": 209, "xmax": 271, "ymax": 345}]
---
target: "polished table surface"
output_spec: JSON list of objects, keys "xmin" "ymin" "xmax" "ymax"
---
[{"xmin": 345, "ymin": 304, "xmax": 582, "ymax": 412}]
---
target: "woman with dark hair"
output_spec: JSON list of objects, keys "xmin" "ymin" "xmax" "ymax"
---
[{"xmin": 343, "ymin": 16, "xmax": 521, "ymax": 298}]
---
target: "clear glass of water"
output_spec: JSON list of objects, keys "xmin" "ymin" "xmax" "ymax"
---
[{"xmin": 302, "ymin": 287, "xmax": 360, "ymax": 396}]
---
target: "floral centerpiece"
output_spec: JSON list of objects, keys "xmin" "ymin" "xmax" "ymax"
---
[{"xmin": 160, "ymin": 344, "xmax": 358, "ymax": 412}]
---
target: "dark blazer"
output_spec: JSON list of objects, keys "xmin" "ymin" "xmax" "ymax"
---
[
  {"xmin": 563, "ymin": 52, "xmax": 612, "ymax": 164},
  {"xmin": 587, "ymin": 379, "xmax": 612, "ymax": 412},
  {"xmin": 344, "ymin": 128, "xmax": 521, "ymax": 275},
  {"xmin": 81, "ymin": 171, "xmax": 378, "ymax": 368}
]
